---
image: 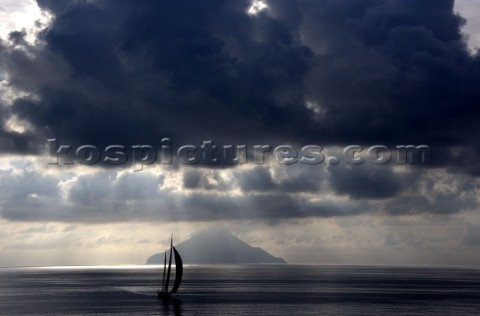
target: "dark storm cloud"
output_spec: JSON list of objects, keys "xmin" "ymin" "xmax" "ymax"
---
[
  {"xmin": 237, "ymin": 167, "xmax": 276, "ymax": 192},
  {"xmin": 182, "ymin": 169, "xmax": 232, "ymax": 191},
  {"xmin": 1, "ymin": 0, "xmax": 480, "ymax": 220},
  {"xmin": 2, "ymin": 0, "xmax": 316, "ymax": 151},
  {"xmin": 328, "ymin": 164, "xmax": 409, "ymax": 199},
  {"xmin": 302, "ymin": 0, "xmax": 479, "ymax": 145},
  {"xmin": 236, "ymin": 165, "xmax": 323, "ymax": 193},
  {"xmin": 183, "ymin": 170, "xmax": 204, "ymax": 189},
  {"xmin": 0, "ymin": 126, "xmax": 37, "ymax": 154},
  {"xmin": 1, "ymin": 0, "xmax": 475, "ymax": 153}
]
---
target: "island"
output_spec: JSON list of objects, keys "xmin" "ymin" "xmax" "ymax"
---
[{"xmin": 146, "ymin": 229, "xmax": 287, "ymax": 264}]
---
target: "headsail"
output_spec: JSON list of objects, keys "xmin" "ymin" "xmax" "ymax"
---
[
  {"xmin": 163, "ymin": 238, "xmax": 173, "ymax": 292},
  {"xmin": 171, "ymin": 246, "xmax": 183, "ymax": 293},
  {"xmin": 162, "ymin": 250, "xmax": 166, "ymax": 289}
]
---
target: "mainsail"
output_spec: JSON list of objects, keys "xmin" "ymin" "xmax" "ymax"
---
[
  {"xmin": 171, "ymin": 246, "xmax": 183, "ymax": 293},
  {"xmin": 159, "ymin": 236, "xmax": 183, "ymax": 298}
]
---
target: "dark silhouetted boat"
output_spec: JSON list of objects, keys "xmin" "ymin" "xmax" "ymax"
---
[{"xmin": 158, "ymin": 236, "xmax": 183, "ymax": 300}]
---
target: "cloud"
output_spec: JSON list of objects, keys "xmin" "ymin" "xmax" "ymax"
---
[
  {"xmin": 3, "ymin": 1, "xmax": 480, "ymax": 267},
  {"xmin": 235, "ymin": 164, "xmax": 323, "ymax": 193},
  {"xmin": 0, "ymin": 0, "xmax": 316, "ymax": 153},
  {"xmin": 1, "ymin": 157, "xmax": 478, "ymax": 224},
  {"xmin": 0, "ymin": 0, "xmax": 475, "ymax": 165},
  {"xmin": 182, "ymin": 169, "xmax": 232, "ymax": 191},
  {"xmin": 383, "ymin": 170, "xmax": 479, "ymax": 215},
  {"xmin": 0, "ymin": 0, "xmax": 479, "ymax": 224},
  {"xmin": 463, "ymin": 224, "xmax": 480, "ymax": 246},
  {"xmin": 0, "ymin": 159, "xmax": 373, "ymax": 222},
  {"xmin": 455, "ymin": 0, "xmax": 480, "ymax": 51},
  {"xmin": 328, "ymin": 164, "xmax": 410, "ymax": 199}
]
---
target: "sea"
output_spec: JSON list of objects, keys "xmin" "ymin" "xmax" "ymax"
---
[{"xmin": 0, "ymin": 265, "xmax": 479, "ymax": 315}]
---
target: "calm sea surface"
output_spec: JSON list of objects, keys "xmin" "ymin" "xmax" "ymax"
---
[{"xmin": 0, "ymin": 265, "xmax": 479, "ymax": 315}]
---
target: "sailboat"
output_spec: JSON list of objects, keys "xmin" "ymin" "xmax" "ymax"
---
[{"xmin": 158, "ymin": 236, "xmax": 183, "ymax": 300}]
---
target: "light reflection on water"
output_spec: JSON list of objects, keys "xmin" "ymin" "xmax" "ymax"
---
[{"xmin": 0, "ymin": 265, "xmax": 479, "ymax": 315}]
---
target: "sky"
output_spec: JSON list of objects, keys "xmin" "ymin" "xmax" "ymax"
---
[{"xmin": 0, "ymin": 0, "xmax": 480, "ymax": 267}]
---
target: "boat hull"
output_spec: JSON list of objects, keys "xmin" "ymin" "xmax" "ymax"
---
[{"xmin": 158, "ymin": 291, "xmax": 171, "ymax": 300}]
